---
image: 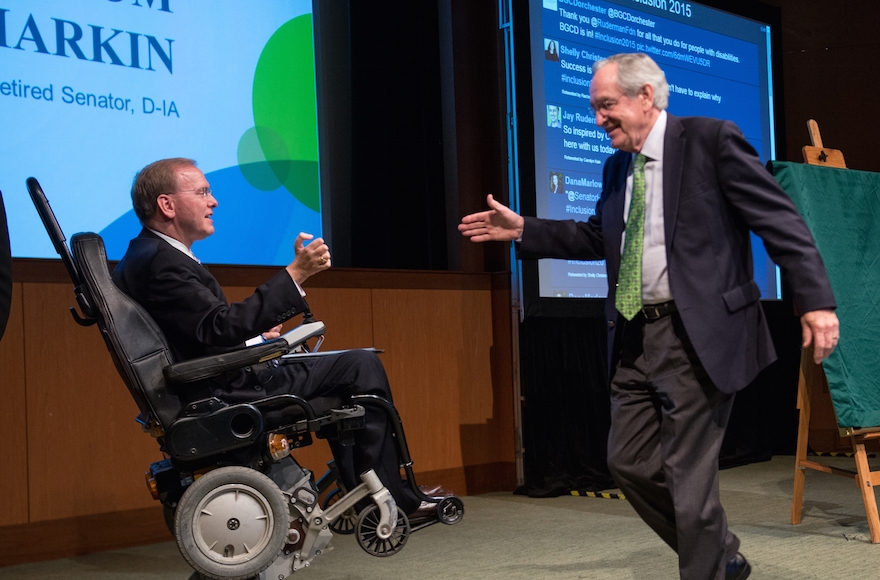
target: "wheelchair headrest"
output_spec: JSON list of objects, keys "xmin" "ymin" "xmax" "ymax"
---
[
  {"xmin": 71, "ymin": 232, "xmax": 184, "ymax": 428},
  {"xmin": 26, "ymin": 177, "xmax": 98, "ymax": 325}
]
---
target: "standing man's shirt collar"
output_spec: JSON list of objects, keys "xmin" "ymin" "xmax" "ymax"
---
[
  {"xmin": 147, "ymin": 227, "xmax": 200, "ymax": 264},
  {"xmin": 638, "ymin": 110, "xmax": 667, "ymax": 162},
  {"xmin": 622, "ymin": 109, "xmax": 672, "ymax": 304}
]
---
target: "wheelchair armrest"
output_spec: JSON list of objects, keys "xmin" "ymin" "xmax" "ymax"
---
[
  {"xmin": 164, "ymin": 320, "xmax": 327, "ymax": 384},
  {"xmin": 164, "ymin": 339, "xmax": 289, "ymax": 384}
]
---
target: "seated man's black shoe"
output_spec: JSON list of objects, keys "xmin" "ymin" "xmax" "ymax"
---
[
  {"xmin": 408, "ymin": 500, "xmax": 439, "ymax": 524},
  {"xmin": 418, "ymin": 484, "xmax": 453, "ymax": 497},
  {"xmin": 407, "ymin": 485, "xmax": 454, "ymax": 525},
  {"xmin": 725, "ymin": 553, "xmax": 751, "ymax": 580}
]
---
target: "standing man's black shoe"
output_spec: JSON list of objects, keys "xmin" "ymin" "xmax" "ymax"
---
[{"xmin": 726, "ymin": 553, "xmax": 751, "ymax": 580}]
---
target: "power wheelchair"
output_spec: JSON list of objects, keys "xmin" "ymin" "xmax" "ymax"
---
[{"xmin": 27, "ymin": 178, "xmax": 464, "ymax": 579}]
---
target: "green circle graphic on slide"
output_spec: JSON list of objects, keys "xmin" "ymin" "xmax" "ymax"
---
[{"xmin": 238, "ymin": 14, "xmax": 320, "ymax": 211}]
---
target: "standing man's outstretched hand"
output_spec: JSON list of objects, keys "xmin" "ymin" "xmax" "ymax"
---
[{"xmin": 458, "ymin": 194, "xmax": 525, "ymax": 243}]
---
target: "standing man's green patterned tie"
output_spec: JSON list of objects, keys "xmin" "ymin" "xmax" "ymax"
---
[{"xmin": 616, "ymin": 153, "xmax": 647, "ymax": 320}]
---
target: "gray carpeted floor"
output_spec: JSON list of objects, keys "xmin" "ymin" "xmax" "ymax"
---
[{"xmin": 1, "ymin": 455, "xmax": 877, "ymax": 579}]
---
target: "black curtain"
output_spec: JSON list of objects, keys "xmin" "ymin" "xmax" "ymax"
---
[
  {"xmin": 517, "ymin": 316, "xmax": 615, "ymax": 496},
  {"xmin": 719, "ymin": 308, "xmax": 803, "ymax": 467},
  {"xmin": 347, "ymin": 1, "xmax": 447, "ymax": 271},
  {"xmin": 516, "ymin": 308, "xmax": 803, "ymax": 496}
]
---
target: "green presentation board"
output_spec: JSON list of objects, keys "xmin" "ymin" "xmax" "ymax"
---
[{"xmin": 771, "ymin": 161, "xmax": 880, "ymax": 429}]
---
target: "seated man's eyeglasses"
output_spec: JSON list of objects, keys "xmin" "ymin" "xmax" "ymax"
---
[{"xmin": 165, "ymin": 187, "xmax": 214, "ymax": 198}]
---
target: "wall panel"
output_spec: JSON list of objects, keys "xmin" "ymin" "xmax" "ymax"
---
[
  {"xmin": 0, "ymin": 283, "xmax": 29, "ymax": 526},
  {"xmin": 22, "ymin": 283, "xmax": 161, "ymax": 522},
  {"xmin": 371, "ymin": 288, "xmax": 496, "ymax": 477}
]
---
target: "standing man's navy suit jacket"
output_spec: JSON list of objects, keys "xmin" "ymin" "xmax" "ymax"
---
[{"xmin": 520, "ymin": 114, "xmax": 836, "ymax": 394}]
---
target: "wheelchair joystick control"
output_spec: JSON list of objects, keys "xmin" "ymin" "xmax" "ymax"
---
[{"xmin": 279, "ymin": 311, "xmax": 326, "ymax": 353}]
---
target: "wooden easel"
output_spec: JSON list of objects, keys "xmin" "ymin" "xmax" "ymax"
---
[
  {"xmin": 790, "ymin": 120, "xmax": 880, "ymax": 543},
  {"xmin": 800, "ymin": 119, "xmax": 846, "ymax": 168}
]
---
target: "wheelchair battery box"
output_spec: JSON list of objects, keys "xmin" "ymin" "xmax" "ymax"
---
[{"xmin": 148, "ymin": 458, "xmax": 190, "ymax": 504}]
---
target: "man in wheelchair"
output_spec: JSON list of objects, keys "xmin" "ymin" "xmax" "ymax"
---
[{"xmin": 111, "ymin": 158, "xmax": 442, "ymax": 528}]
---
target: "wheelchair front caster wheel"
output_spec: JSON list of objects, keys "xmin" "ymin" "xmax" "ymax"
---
[
  {"xmin": 175, "ymin": 466, "xmax": 288, "ymax": 580},
  {"xmin": 436, "ymin": 496, "xmax": 464, "ymax": 525},
  {"xmin": 355, "ymin": 503, "xmax": 410, "ymax": 557},
  {"xmin": 322, "ymin": 487, "xmax": 357, "ymax": 535}
]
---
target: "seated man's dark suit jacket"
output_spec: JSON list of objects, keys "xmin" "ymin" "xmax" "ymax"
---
[
  {"xmin": 521, "ymin": 114, "xmax": 836, "ymax": 393},
  {"xmin": 112, "ymin": 228, "xmax": 309, "ymax": 401}
]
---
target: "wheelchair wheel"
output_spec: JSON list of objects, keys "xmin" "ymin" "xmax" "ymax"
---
[
  {"xmin": 355, "ymin": 503, "xmax": 410, "ymax": 557},
  {"xmin": 436, "ymin": 496, "xmax": 465, "ymax": 525},
  {"xmin": 186, "ymin": 574, "xmax": 254, "ymax": 580},
  {"xmin": 175, "ymin": 466, "xmax": 288, "ymax": 580},
  {"xmin": 321, "ymin": 487, "xmax": 357, "ymax": 535}
]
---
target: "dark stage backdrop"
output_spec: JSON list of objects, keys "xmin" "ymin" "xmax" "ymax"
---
[
  {"xmin": 316, "ymin": 0, "xmax": 448, "ymax": 271},
  {"xmin": 348, "ymin": 2, "xmax": 447, "ymax": 270},
  {"xmin": 517, "ymin": 316, "xmax": 614, "ymax": 496},
  {"xmin": 516, "ymin": 306, "xmax": 804, "ymax": 496}
]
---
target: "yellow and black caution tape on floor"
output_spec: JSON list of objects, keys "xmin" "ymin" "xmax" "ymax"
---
[{"xmin": 570, "ymin": 490, "xmax": 627, "ymax": 500}]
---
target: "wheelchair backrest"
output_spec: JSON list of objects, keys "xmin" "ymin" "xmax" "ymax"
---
[{"xmin": 71, "ymin": 233, "xmax": 185, "ymax": 429}]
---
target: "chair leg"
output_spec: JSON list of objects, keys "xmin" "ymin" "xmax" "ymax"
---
[
  {"xmin": 852, "ymin": 437, "xmax": 880, "ymax": 543},
  {"xmin": 791, "ymin": 451, "xmax": 807, "ymax": 524},
  {"xmin": 791, "ymin": 364, "xmax": 811, "ymax": 525}
]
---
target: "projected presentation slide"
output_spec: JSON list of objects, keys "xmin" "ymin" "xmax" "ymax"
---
[
  {"xmin": 1, "ymin": 0, "xmax": 321, "ymax": 265},
  {"xmin": 532, "ymin": 0, "xmax": 780, "ymax": 299}
]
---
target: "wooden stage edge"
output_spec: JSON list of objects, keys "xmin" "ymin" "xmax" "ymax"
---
[{"xmin": 0, "ymin": 462, "xmax": 516, "ymax": 568}]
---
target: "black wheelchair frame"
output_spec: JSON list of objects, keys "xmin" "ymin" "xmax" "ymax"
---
[{"xmin": 27, "ymin": 177, "xmax": 463, "ymax": 580}]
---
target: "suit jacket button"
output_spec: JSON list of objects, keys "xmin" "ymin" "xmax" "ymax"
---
[{"xmin": 607, "ymin": 320, "xmax": 615, "ymax": 328}]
